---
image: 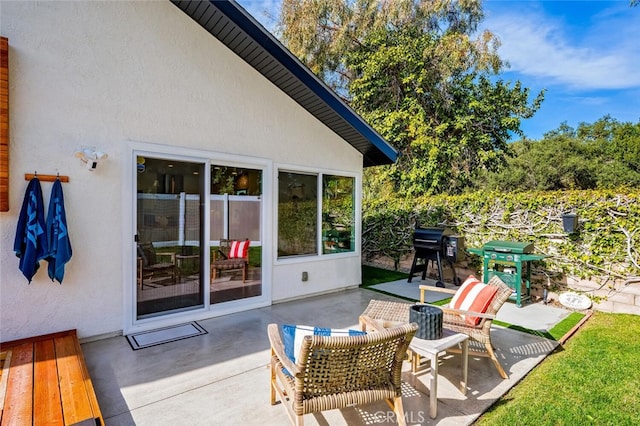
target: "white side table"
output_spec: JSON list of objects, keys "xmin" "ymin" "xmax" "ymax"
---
[{"xmin": 409, "ymin": 328, "xmax": 469, "ymax": 419}]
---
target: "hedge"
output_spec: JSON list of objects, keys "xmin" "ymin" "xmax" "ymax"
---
[{"xmin": 362, "ymin": 188, "xmax": 640, "ymax": 291}]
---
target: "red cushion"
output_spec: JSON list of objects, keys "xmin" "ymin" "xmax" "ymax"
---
[
  {"xmin": 229, "ymin": 240, "xmax": 249, "ymax": 259},
  {"xmin": 450, "ymin": 275, "xmax": 499, "ymax": 325}
]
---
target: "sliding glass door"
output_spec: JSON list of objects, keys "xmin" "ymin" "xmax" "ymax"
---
[
  {"xmin": 135, "ymin": 157, "xmax": 204, "ymax": 319},
  {"xmin": 210, "ymin": 165, "xmax": 262, "ymax": 304}
]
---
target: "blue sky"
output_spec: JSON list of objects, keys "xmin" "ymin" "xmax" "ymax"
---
[{"xmin": 237, "ymin": 1, "xmax": 640, "ymax": 140}]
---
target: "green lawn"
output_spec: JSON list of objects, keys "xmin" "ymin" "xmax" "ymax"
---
[{"xmin": 476, "ymin": 311, "xmax": 640, "ymax": 425}]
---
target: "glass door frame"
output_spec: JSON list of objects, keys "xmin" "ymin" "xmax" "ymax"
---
[{"xmin": 123, "ymin": 142, "xmax": 272, "ymax": 335}]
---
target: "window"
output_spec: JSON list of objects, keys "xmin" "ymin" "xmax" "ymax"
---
[
  {"xmin": 322, "ymin": 175, "xmax": 355, "ymax": 254},
  {"xmin": 278, "ymin": 172, "xmax": 317, "ymax": 257},
  {"xmin": 278, "ymin": 171, "xmax": 356, "ymax": 258}
]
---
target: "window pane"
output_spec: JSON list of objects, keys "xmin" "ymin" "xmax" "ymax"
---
[
  {"xmin": 229, "ymin": 196, "xmax": 261, "ymax": 241},
  {"xmin": 136, "ymin": 158, "xmax": 204, "ymax": 319},
  {"xmin": 278, "ymin": 172, "xmax": 317, "ymax": 257},
  {"xmin": 322, "ymin": 175, "xmax": 355, "ymax": 254},
  {"xmin": 210, "ymin": 164, "xmax": 263, "ymax": 304}
]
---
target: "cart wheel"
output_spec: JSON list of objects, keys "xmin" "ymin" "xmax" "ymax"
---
[
  {"xmin": 435, "ymin": 281, "xmax": 445, "ymax": 288},
  {"xmin": 453, "ymin": 276, "xmax": 461, "ymax": 286}
]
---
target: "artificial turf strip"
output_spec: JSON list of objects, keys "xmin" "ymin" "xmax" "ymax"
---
[{"xmin": 360, "ymin": 265, "xmax": 409, "ymax": 286}]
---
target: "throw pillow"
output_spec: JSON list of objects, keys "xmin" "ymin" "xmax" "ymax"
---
[
  {"xmin": 281, "ymin": 324, "xmax": 366, "ymax": 364},
  {"xmin": 450, "ymin": 275, "xmax": 499, "ymax": 325},
  {"xmin": 229, "ymin": 239, "xmax": 249, "ymax": 259}
]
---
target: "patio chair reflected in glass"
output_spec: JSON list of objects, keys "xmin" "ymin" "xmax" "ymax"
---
[
  {"xmin": 136, "ymin": 241, "xmax": 177, "ymax": 290},
  {"xmin": 210, "ymin": 239, "xmax": 249, "ymax": 283}
]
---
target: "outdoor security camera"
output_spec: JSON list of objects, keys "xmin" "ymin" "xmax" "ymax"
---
[
  {"xmin": 86, "ymin": 158, "xmax": 99, "ymax": 170},
  {"xmin": 75, "ymin": 148, "xmax": 108, "ymax": 171}
]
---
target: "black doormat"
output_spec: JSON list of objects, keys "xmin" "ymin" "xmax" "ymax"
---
[{"xmin": 126, "ymin": 322, "xmax": 207, "ymax": 350}]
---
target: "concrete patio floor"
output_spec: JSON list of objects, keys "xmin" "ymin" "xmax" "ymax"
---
[{"xmin": 82, "ymin": 286, "xmax": 566, "ymax": 425}]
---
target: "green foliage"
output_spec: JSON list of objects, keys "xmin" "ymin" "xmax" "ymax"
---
[
  {"xmin": 278, "ymin": 199, "xmax": 317, "ymax": 256},
  {"xmin": 350, "ymin": 29, "xmax": 542, "ymax": 195},
  {"xmin": 279, "ymin": 0, "xmax": 543, "ymax": 196},
  {"xmin": 363, "ymin": 188, "xmax": 640, "ymax": 287},
  {"xmin": 479, "ymin": 116, "xmax": 640, "ymax": 192}
]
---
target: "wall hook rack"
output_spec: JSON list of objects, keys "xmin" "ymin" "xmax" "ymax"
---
[{"xmin": 25, "ymin": 173, "xmax": 69, "ymax": 183}]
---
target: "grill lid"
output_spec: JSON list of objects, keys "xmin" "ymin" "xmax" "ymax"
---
[
  {"xmin": 413, "ymin": 227, "xmax": 454, "ymax": 249},
  {"xmin": 482, "ymin": 240, "xmax": 534, "ymax": 254}
]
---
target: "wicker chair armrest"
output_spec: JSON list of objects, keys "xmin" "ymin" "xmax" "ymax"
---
[
  {"xmin": 267, "ymin": 323, "xmax": 299, "ymax": 376},
  {"xmin": 421, "ymin": 303, "xmax": 497, "ymax": 320},
  {"xmin": 419, "ymin": 284, "xmax": 458, "ymax": 295},
  {"xmin": 419, "ymin": 284, "xmax": 457, "ymax": 304},
  {"xmin": 358, "ymin": 314, "xmax": 405, "ymax": 332}
]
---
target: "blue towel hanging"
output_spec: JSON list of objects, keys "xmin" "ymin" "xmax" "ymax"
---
[
  {"xmin": 14, "ymin": 177, "xmax": 48, "ymax": 282},
  {"xmin": 46, "ymin": 178, "xmax": 72, "ymax": 283}
]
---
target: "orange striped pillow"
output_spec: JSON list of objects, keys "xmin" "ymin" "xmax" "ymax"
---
[{"xmin": 450, "ymin": 275, "xmax": 499, "ymax": 325}]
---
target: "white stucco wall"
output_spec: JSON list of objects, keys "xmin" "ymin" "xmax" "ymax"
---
[{"xmin": 0, "ymin": 1, "xmax": 363, "ymax": 342}]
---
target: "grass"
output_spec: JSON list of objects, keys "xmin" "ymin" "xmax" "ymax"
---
[
  {"xmin": 361, "ymin": 265, "xmax": 409, "ymax": 286},
  {"xmin": 476, "ymin": 311, "xmax": 640, "ymax": 425}
]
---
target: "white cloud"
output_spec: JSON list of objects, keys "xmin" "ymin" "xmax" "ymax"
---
[{"xmin": 482, "ymin": 3, "xmax": 640, "ymax": 90}]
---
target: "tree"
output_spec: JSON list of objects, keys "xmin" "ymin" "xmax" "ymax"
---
[
  {"xmin": 278, "ymin": 0, "xmax": 543, "ymax": 196},
  {"xmin": 478, "ymin": 117, "xmax": 640, "ymax": 191}
]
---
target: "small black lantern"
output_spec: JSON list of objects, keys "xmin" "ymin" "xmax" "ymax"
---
[
  {"xmin": 562, "ymin": 212, "xmax": 579, "ymax": 233},
  {"xmin": 409, "ymin": 305, "xmax": 443, "ymax": 340}
]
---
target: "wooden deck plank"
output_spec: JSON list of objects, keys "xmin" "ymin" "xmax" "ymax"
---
[
  {"xmin": 55, "ymin": 335, "xmax": 95, "ymax": 425},
  {"xmin": 1, "ymin": 343, "xmax": 33, "ymax": 426},
  {"xmin": 0, "ymin": 350, "xmax": 12, "ymax": 411},
  {"xmin": 34, "ymin": 339, "xmax": 64, "ymax": 425},
  {"xmin": 73, "ymin": 336, "xmax": 104, "ymax": 425}
]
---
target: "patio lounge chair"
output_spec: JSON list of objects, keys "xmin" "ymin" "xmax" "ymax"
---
[
  {"xmin": 268, "ymin": 322, "xmax": 418, "ymax": 426},
  {"xmin": 211, "ymin": 239, "xmax": 249, "ymax": 283},
  {"xmin": 136, "ymin": 242, "xmax": 176, "ymax": 290},
  {"xmin": 419, "ymin": 275, "xmax": 513, "ymax": 379},
  {"xmin": 359, "ymin": 275, "xmax": 512, "ymax": 379}
]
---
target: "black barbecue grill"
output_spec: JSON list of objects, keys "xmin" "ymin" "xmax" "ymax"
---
[{"xmin": 408, "ymin": 227, "xmax": 464, "ymax": 286}]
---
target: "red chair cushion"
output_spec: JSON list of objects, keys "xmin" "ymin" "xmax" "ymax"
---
[
  {"xmin": 229, "ymin": 240, "xmax": 249, "ymax": 259},
  {"xmin": 450, "ymin": 275, "xmax": 499, "ymax": 325}
]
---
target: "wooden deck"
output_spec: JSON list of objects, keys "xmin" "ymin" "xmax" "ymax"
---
[{"xmin": 0, "ymin": 330, "xmax": 103, "ymax": 425}]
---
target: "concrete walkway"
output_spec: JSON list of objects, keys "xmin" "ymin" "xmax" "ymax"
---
[
  {"xmin": 82, "ymin": 287, "xmax": 563, "ymax": 425},
  {"xmin": 370, "ymin": 278, "xmax": 573, "ymax": 332}
]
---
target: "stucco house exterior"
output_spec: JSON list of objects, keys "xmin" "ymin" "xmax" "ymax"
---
[{"xmin": 0, "ymin": 1, "xmax": 397, "ymax": 342}]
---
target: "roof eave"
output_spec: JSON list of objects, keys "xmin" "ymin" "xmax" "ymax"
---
[{"xmin": 171, "ymin": 0, "xmax": 398, "ymax": 167}]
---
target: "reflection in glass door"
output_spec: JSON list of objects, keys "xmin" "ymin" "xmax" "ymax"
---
[
  {"xmin": 136, "ymin": 157, "xmax": 204, "ymax": 319},
  {"xmin": 210, "ymin": 165, "xmax": 262, "ymax": 304}
]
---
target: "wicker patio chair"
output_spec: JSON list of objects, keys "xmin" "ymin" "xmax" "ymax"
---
[
  {"xmin": 359, "ymin": 299, "xmax": 412, "ymax": 332},
  {"xmin": 419, "ymin": 275, "xmax": 513, "ymax": 379},
  {"xmin": 268, "ymin": 322, "xmax": 418, "ymax": 426}
]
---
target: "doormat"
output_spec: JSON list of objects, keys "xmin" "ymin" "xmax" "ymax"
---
[{"xmin": 126, "ymin": 322, "xmax": 207, "ymax": 350}]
